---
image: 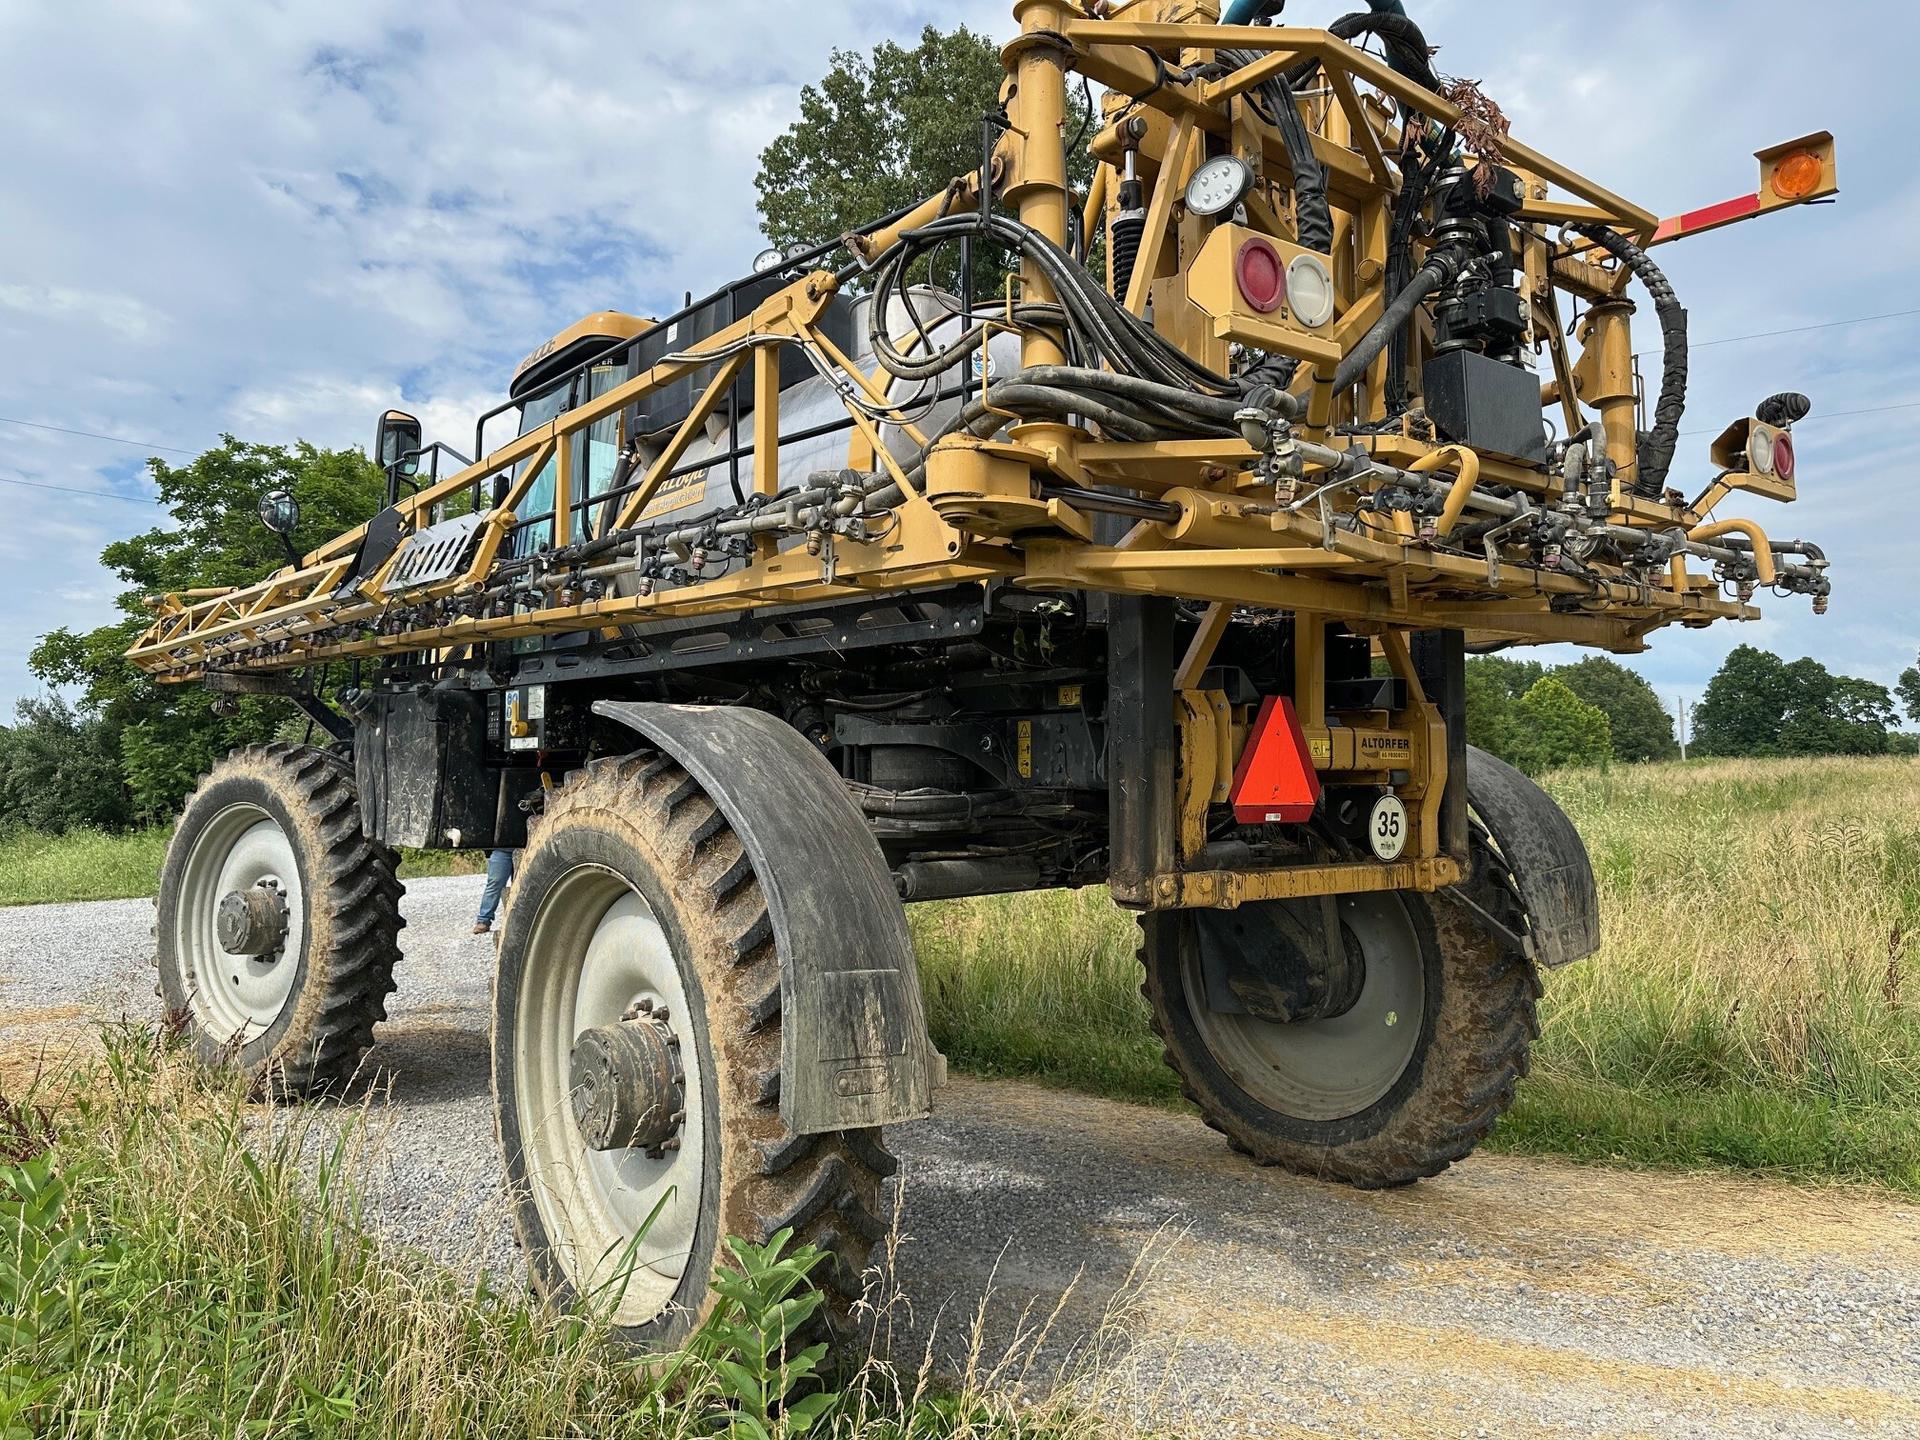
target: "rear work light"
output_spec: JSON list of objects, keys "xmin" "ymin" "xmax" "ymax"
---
[{"xmin": 1235, "ymin": 236, "xmax": 1287, "ymax": 314}]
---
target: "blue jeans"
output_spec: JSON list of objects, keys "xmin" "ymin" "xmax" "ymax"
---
[{"xmin": 477, "ymin": 849, "xmax": 515, "ymax": 926}]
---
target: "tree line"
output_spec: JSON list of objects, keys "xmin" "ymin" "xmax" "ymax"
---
[{"xmin": 1466, "ymin": 645, "xmax": 1918, "ymax": 775}]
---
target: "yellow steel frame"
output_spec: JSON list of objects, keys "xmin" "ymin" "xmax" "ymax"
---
[{"xmin": 126, "ymin": 0, "xmax": 1829, "ymax": 906}]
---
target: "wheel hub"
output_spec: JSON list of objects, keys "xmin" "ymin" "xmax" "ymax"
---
[
  {"xmin": 1195, "ymin": 902, "xmax": 1367, "ymax": 1024},
  {"xmin": 215, "ymin": 880, "xmax": 289, "ymax": 960},
  {"xmin": 569, "ymin": 999, "xmax": 685, "ymax": 1158}
]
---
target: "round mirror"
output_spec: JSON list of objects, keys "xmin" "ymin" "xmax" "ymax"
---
[{"xmin": 258, "ymin": 490, "xmax": 301, "ymax": 537}]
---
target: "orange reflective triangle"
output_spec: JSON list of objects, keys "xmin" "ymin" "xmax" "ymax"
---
[{"xmin": 1229, "ymin": 696, "xmax": 1322, "ymax": 825}]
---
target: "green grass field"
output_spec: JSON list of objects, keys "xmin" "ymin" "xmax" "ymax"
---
[
  {"xmin": 6, "ymin": 756, "xmax": 1917, "ymax": 1191},
  {"xmin": 0, "ymin": 830, "xmax": 482, "ymax": 908},
  {"xmin": 912, "ymin": 757, "xmax": 1920, "ymax": 1192}
]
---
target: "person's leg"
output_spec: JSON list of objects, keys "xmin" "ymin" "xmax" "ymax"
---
[{"xmin": 474, "ymin": 849, "xmax": 513, "ymax": 931}]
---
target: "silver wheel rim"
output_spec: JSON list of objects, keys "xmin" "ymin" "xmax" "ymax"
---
[
  {"xmin": 174, "ymin": 802, "xmax": 305, "ymax": 1043},
  {"xmin": 514, "ymin": 864, "xmax": 707, "ymax": 1327},
  {"xmin": 1183, "ymin": 895, "xmax": 1425, "ymax": 1121}
]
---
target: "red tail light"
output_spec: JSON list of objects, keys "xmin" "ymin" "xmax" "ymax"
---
[
  {"xmin": 1235, "ymin": 237, "xmax": 1286, "ymax": 314},
  {"xmin": 1774, "ymin": 433, "xmax": 1797, "ymax": 481}
]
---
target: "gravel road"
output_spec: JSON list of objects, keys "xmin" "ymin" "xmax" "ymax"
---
[{"xmin": 4, "ymin": 877, "xmax": 1918, "ymax": 1438}]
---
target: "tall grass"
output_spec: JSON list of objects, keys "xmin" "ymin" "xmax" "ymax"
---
[
  {"xmin": 0, "ymin": 1036, "xmax": 1120, "ymax": 1439},
  {"xmin": 0, "ymin": 830, "xmax": 170, "ymax": 908},
  {"xmin": 911, "ymin": 757, "xmax": 1920, "ymax": 1191},
  {"xmin": 0, "ymin": 830, "xmax": 483, "ymax": 907},
  {"xmin": 1505, "ymin": 757, "xmax": 1920, "ymax": 1184}
]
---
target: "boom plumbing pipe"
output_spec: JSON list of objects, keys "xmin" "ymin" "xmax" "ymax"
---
[
  {"xmin": 1689, "ymin": 519, "xmax": 1778, "ymax": 585},
  {"xmin": 1409, "ymin": 444, "xmax": 1482, "ymax": 539}
]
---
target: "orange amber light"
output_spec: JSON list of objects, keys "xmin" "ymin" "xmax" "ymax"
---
[{"xmin": 1772, "ymin": 150, "xmax": 1825, "ymax": 199}]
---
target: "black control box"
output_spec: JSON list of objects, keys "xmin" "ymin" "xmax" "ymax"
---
[{"xmin": 1423, "ymin": 350, "xmax": 1549, "ymax": 465}]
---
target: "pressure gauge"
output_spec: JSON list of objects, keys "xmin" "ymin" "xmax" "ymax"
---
[{"xmin": 1185, "ymin": 155, "xmax": 1255, "ymax": 218}]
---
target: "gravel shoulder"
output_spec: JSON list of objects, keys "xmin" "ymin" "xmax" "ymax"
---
[{"xmin": 3, "ymin": 879, "xmax": 1917, "ymax": 1439}]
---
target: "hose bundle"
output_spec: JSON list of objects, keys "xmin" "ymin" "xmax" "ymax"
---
[
  {"xmin": 864, "ymin": 210, "xmax": 1247, "ymax": 402},
  {"xmin": 1576, "ymin": 224, "xmax": 1688, "ymax": 498},
  {"xmin": 1219, "ymin": 48, "xmax": 1334, "ymax": 254}
]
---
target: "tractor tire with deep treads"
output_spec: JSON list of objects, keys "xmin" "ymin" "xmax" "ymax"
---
[
  {"xmin": 155, "ymin": 743, "xmax": 404, "ymax": 1097},
  {"xmin": 491, "ymin": 753, "xmax": 893, "ymax": 1347},
  {"xmin": 1139, "ymin": 868, "xmax": 1539, "ymax": 1189}
]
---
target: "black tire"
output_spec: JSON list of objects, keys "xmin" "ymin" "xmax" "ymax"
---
[
  {"xmin": 491, "ymin": 753, "xmax": 893, "ymax": 1347},
  {"xmin": 1139, "ymin": 880, "xmax": 1539, "ymax": 1189},
  {"xmin": 155, "ymin": 743, "xmax": 404, "ymax": 1097}
]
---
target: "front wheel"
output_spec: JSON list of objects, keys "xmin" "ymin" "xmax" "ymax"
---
[
  {"xmin": 491, "ymin": 754, "xmax": 893, "ymax": 1346},
  {"xmin": 154, "ymin": 744, "xmax": 403, "ymax": 1096},
  {"xmin": 1139, "ymin": 887, "xmax": 1538, "ymax": 1189}
]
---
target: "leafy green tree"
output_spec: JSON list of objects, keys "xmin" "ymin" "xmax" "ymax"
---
[
  {"xmin": 1694, "ymin": 644, "xmax": 1897, "ymax": 758},
  {"xmin": 1552, "ymin": 655, "xmax": 1678, "ymax": 763},
  {"xmin": 756, "ymin": 25, "xmax": 1095, "ymax": 293},
  {"xmin": 1897, "ymin": 655, "xmax": 1920, "ymax": 725},
  {"xmin": 1692, "ymin": 645, "xmax": 1793, "ymax": 757},
  {"xmin": 1508, "ymin": 677, "xmax": 1613, "ymax": 775},
  {"xmin": 1463, "ymin": 655, "xmax": 1546, "ymax": 767},
  {"xmin": 1779, "ymin": 669, "xmax": 1897, "ymax": 756},
  {"xmin": 0, "ymin": 696, "xmax": 132, "ymax": 834},
  {"xmin": 30, "ymin": 438, "xmax": 384, "ymax": 822}
]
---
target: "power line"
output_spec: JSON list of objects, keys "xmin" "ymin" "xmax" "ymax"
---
[
  {"xmin": 1679, "ymin": 400, "xmax": 1920, "ymax": 438},
  {"xmin": 1638, "ymin": 306, "xmax": 1920, "ymax": 358},
  {"xmin": 0, "ymin": 473, "xmax": 157, "ymax": 505},
  {"xmin": 0, "ymin": 415, "xmax": 197, "ymax": 455}
]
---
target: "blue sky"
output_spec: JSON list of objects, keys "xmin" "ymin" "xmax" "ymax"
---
[{"xmin": 2, "ymin": 0, "xmax": 1915, "ymax": 722}]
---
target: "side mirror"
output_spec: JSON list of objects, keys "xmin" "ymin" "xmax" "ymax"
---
[
  {"xmin": 258, "ymin": 489, "xmax": 302, "ymax": 566},
  {"xmin": 375, "ymin": 410, "xmax": 423, "ymax": 477},
  {"xmin": 258, "ymin": 489, "xmax": 301, "ymax": 536}
]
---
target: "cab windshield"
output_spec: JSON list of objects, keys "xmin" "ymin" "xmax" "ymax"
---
[{"xmin": 513, "ymin": 362, "xmax": 627, "ymax": 554}]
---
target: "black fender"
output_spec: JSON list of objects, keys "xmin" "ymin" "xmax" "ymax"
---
[
  {"xmin": 1461, "ymin": 746, "xmax": 1600, "ymax": 968},
  {"xmin": 593, "ymin": 701, "xmax": 936, "ymax": 1134}
]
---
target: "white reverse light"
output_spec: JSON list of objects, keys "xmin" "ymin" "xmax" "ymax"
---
[{"xmin": 1287, "ymin": 254, "xmax": 1336, "ymax": 328}]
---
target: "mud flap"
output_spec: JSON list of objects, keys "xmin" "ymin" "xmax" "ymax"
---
[
  {"xmin": 593, "ymin": 701, "xmax": 936, "ymax": 1134},
  {"xmin": 1462, "ymin": 746, "xmax": 1600, "ymax": 968}
]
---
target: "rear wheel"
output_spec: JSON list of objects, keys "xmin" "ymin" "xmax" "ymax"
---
[
  {"xmin": 491, "ymin": 754, "xmax": 892, "ymax": 1346},
  {"xmin": 155, "ymin": 744, "xmax": 403, "ymax": 1096},
  {"xmin": 1140, "ymin": 886, "xmax": 1538, "ymax": 1188}
]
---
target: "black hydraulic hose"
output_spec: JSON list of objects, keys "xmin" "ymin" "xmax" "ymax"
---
[
  {"xmin": 1221, "ymin": 49, "xmax": 1333, "ymax": 254},
  {"xmin": 869, "ymin": 211, "xmax": 1239, "ymax": 398},
  {"xmin": 1013, "ymin": 365, "xmax": 1267, "ymax": 424},
  {"xmin": 1332, "ymin": 249, "xmax": 1459, "ymax": 394},
  {"xmin": 1577, "ymin": 223, "xmax": 1687, "ymax": 498},
  {"xmin": 1287, "ymin": 4, "xmax": 1442, "ymax": 96},
  {"xmin": 1384, "ymin": 128, "xmax": 1453, "ymax": 409}
]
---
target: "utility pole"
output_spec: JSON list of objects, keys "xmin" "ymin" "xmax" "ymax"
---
[{"xmin": 1676, "ymin": 695, "xmax": 1692, "ymax": 761}]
